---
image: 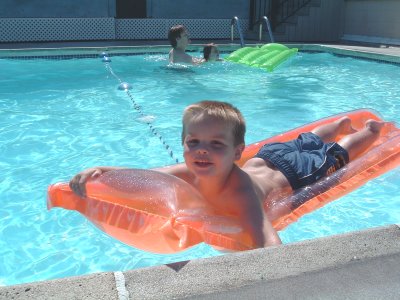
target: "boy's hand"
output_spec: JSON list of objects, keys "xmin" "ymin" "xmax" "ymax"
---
[{"xmin": 69, "ymin": 168, "xmax": 103, "ymax": 197}]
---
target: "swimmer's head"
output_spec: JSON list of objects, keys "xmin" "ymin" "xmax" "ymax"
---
[
  {"xmin": 203, "ymin": 44, "xmax": 220, "ymax": 61},
  {"xmin": 168, "ymin": 25, "xmax": 189, "ymax": 49},
  {"xmin": 182, "ymin": 100, "xmax": 246, "ymax": 146}
]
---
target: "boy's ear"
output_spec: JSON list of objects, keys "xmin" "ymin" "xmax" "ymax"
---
[{"xmin": 234, "ymin": 143, "xmax": 245, "ymax": 161}]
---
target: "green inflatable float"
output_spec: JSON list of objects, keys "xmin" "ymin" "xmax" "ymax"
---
[{"xmin": 225, "ymin": 43, "xmax": 298, "ymax": 72}]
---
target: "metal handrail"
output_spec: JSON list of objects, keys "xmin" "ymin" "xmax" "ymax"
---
[
  {"xmin": 259, "ymin": 16, "xmax": 274, "ymax": 42},
  {"xmin": 231, "ymin": 16, "xmax": 245, "ymax": 47}
]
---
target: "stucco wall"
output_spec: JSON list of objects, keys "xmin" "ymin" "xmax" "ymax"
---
[
  {"xmin": 0, "ymin": 0, "xmax": 115, "ymax": 18},
  {"xmin": 292, "ymin": 0, "xmax": 345, "ymax": 42},
  {"xmin": 147, "ymin": 0, "xmax": 249, "ymax": 19},
  {"xmin": 273, "ymin": 0, "xmax": 345, "ymax": 43},
  {"xmin": 343, "ymin": 0, "xmax": 400, "ymax": 40}
]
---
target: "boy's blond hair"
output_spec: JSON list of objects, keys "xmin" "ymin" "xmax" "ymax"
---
[{"xmin": 182, "ymin": 100, "xmax": 246, "ymax": 146}]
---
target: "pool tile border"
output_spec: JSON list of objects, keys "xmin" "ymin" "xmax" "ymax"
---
[{"xmin": 0, "ymin": 44, "xmax": 399, "ymax": 66}]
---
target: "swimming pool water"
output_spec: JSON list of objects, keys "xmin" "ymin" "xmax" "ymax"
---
[{"xmin": 1, "ymin": 50, "xmax": 399, "ymax": 286}]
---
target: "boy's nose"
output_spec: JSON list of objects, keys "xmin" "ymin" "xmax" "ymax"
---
[{"xmin": 197, "ymin": 148, "xmax": 208, "ymax": 154}]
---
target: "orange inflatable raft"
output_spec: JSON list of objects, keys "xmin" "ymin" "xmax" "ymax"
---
[{"xmin": 47, "ymin": 109, "xmax": 400, "ymax": 253}]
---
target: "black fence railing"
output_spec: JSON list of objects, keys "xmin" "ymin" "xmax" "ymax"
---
[{"xmin": 249, "ymin": 0, "xmax": 312, "ymax": 30}]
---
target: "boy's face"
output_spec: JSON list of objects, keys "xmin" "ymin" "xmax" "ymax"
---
[
  {"xmin": 177, "ymin": 30, "xmax": 190, "ymax": 48},
  {"xmin": 183, "ymin": 115, "xmax": 244, "ymax": 179}
]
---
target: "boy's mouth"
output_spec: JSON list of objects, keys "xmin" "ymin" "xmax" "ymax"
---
[{"xmin": 194, "ymin": 161, "xmax": 213, "ymax": 168}]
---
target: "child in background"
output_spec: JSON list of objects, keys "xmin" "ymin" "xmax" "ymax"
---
[
  {"xmin": 168, "ymin": 25, "xmax": 204, "ymax": 64},
  {"xmin": 203, "ymin": 44, "xmax": 222, "ymax": 62}
]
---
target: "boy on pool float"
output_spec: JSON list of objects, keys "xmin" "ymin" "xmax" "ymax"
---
[{"xmin": 70, "ymin": 100, "xmax": 385, "ymax": 248}]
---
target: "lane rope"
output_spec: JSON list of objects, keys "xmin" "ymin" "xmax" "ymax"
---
[{"xmin": 101, "ymin": 53, "xmax": 179, "ymax": 163}]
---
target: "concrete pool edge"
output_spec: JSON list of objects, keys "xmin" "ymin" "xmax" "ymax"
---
[
  {"xmin": 1, "ymin": 224, "xmax": 400, "ymax": 299},
  {"xmin": 294, "ymin": 44, "xmax": 400, "ymax": 64}
]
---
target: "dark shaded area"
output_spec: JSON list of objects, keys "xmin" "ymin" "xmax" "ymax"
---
[{"xmin": 116, "ymin": 0, "xmax": 146, "ymax": 18}]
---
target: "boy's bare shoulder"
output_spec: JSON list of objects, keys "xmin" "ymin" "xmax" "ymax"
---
[{"xmin": 152, "ymin": 163, "xmax": 193, "ymax": 182}]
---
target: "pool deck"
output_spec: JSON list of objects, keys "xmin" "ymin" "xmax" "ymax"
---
[
  {"xmin": 1, "ymin": 40, "xmax": 400, "ymax": 299},
  {"xmin": 1, "ymin": 225, "xmax": 400, "ymax": 299}
]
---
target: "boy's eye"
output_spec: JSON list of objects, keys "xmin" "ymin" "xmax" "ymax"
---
[
  {"xmin": 186, "ymin": 139, "xmax": 198, "ymax": 146},
  {"xmin": 211, "ymin": 141, "xmax": 225, "ymax": 148}
]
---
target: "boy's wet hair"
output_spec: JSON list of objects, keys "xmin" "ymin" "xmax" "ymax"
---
[
  {"xmin": 168, "ymin": 25, "xmax": 186, "ymax": 48},
  {"xmin": 182, "ymin": 100, "xmax": 246, "ymax": 146},
  {"xmin": 203, "ymin": 44, "xmax": 215, "ymax": 61}
]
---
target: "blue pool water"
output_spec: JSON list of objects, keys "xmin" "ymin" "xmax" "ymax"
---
[{"xmin": 1, "ymin": 49, "xmax": 399, "ymax": 286}]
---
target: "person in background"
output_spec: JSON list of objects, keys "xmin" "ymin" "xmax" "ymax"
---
[
  {"xmin": 203, "ymin": 43, "xmax": 223, "ymax": 62},
  {"xmin": 168, "ymin": 25, "xmax": 203, "ymax": 64}
]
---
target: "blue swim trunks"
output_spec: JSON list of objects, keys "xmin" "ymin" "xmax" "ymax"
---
[{"xmin": 255, "ymin": 132, "xmax": 349, "ymax": 190}]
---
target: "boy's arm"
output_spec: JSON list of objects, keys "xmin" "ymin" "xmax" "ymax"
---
[
  {"xmin": 192, "ymin": 57, "xmax": 205, "ymax": 64},
  {"xmin": 239, "ymin": 180, "xmax": 282, "ymax": 248},
  {"xmin": 70, "ymin": 163, "xmax": 191, "ymax": 197},
  {"xmin": 69, "ymin": 166, "xmax": 124, "ymax": 197},
  {"xmin": 262, "ymin": 215, "xmax": 282, "ymax": 247}
]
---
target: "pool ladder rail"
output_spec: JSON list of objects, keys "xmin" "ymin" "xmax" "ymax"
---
[
  {"xmin": 259, "ymin": 16, "xmax": 274, "ymax": 43},
  {"xmin": 230, "ymin": 16, "xmax": 274, "ymax": 47},
  {"xmin": 231, "ymin": 16, "xmax": 245, "ymax": 47}
]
